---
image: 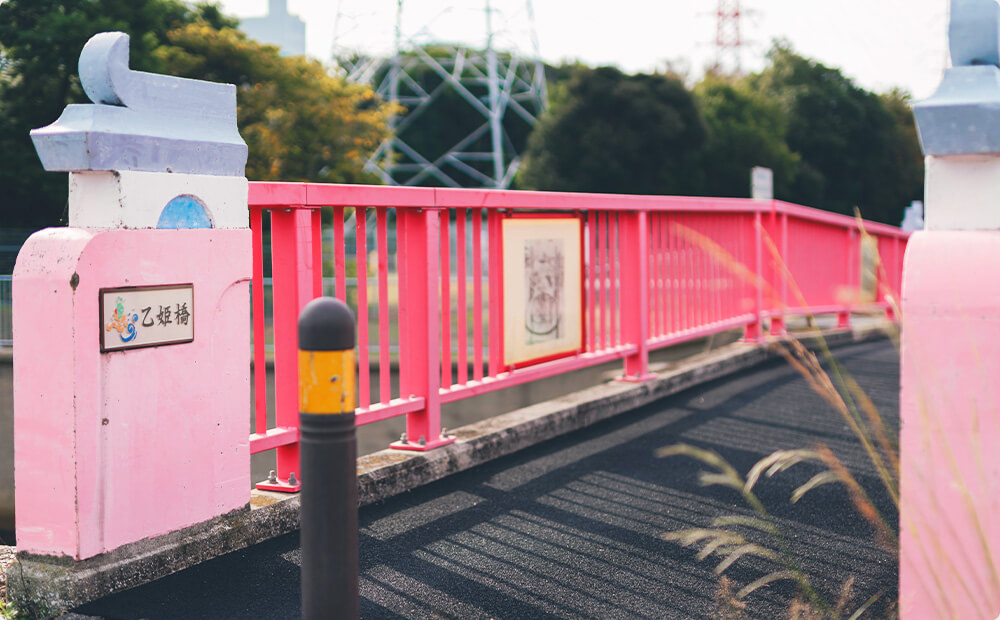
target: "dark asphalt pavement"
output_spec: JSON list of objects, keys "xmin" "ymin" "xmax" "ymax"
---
[{"xmin": 75, "ymin": 340, "xmax": 899, "ymax": 619}]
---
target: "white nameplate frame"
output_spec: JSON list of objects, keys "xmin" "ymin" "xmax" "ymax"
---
[{"xmin": 100, "ymin": 284, "xmax": 194, "ymax": 352}]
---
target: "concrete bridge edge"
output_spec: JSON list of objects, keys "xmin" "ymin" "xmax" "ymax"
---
[{"xmin": 4, "ymin": 322, "xmax": 894, "ymax": 616}]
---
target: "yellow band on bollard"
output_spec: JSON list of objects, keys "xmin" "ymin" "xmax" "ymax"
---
[{"xmin": 299, "ymin": 349, "xmax": 355, "ymax": 414}]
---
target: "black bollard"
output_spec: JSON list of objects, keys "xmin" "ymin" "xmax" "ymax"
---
[{"xmin": 298, "ymin": 296, "xmax": 358, "ymax": 620}]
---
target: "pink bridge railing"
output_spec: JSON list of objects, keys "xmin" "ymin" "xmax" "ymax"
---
[{"xmin": 248, "ymin": 183, "xmax": 908, "ymax": 490}]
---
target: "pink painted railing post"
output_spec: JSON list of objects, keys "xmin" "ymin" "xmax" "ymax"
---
[
  {"xmin": 769, "ymin": 211, "xmax": 788, "ymax": 336},
  {"xmin": 620, "ymin": 210, "xmax": 654, "ymax": 381},
  {"xmin": 884, "ymin": 236, "xmax": 900, "ymax": 321},
  {"xmin": 487, "ymin": 210, "xmax": 504, "ymax": 376},
  {"xmin": 743, "ymin": 210, "xmax": 764, "ymax": 342},
  {"xmin": 392, "ymin": 207, "xmax": 455, "ymax": 451},
  {"xmin": 257, "ymin": 207, "xmax": 317, "ymax": 492},
  {"xmin": 836, "ymin": 227, "xmax": 854, "ymax": 329}
]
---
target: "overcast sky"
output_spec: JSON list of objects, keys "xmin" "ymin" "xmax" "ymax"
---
[{"xmin": 220, "ymin": 0, "xmax": 951, "ymax": 99}]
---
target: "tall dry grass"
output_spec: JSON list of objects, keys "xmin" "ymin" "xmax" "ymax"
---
[{"xmin": 658, "ymin": 214, "xmax": 901, "ymax": 618}]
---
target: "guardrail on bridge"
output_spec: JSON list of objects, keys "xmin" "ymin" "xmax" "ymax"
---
[{"xmin": 247, "ymin": 183, "xmax": 907, "ymax": 491}]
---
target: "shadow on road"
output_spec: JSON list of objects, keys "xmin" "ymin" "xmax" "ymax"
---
[{"xmin": 76, "ymin": 340, "xmax": 898, "ymax": 619}]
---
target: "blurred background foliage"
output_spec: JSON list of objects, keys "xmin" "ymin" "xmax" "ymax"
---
[
  {"xmin": 0, "ymin": 1, "xmax": 922, "ymax": 231},
  {"xmin": 0, "ymin": 0, "xmax": 393, "ymax": 230},
  {"xmin": 519, "ymin": 45, "xmax": 923, "ymax": 225}
]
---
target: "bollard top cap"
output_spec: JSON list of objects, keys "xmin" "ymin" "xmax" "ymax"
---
[{"xmin": 299, "ymin": 297, "xmax": 356, "ymax": 351}]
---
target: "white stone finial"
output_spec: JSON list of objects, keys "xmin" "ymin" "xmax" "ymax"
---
[
  {"xmin": 78, "ymin": 32, "xmax": 130, "ymax": 106},
  {"xmin": 77, "ymin": 32, "xmax": 236, "ymax": 118},
  {"xmin": 30, "ymin": 31, "xmax": 247, "ymax": 176},
  {"xmin": 913, "ymin": 0, "xmax": 1000, "ymax": 156}
]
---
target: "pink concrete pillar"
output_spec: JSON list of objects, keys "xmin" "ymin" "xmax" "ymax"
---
[
  {"xmin": 14, "ymin": 229, "xmax": 250, "ymax": 558},
  {"xmin": 901, "ymin": 3, "xmax": 1000, "ymax": 616},
  {"xmin": 14, "ymin": 32, "xmax": 251, "ymax": 559},
  {"xmin": 900, "ymin": 231, "xmax": 1000, "ymax": 618}
]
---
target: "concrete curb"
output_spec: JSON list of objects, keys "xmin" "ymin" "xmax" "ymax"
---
[{"xmin": 5, "ymin": 322, "xmax": 895, "ymax": 615}]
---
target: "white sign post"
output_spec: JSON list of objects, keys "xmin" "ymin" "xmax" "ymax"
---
[{"xmin": 751, "ymin": 166, "xmax": 773, "ymax": 201}]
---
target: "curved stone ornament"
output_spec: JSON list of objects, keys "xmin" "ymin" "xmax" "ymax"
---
[
  {"xmin": 78, "ymin": 31, "xmax": 129, "ymax": 106},
  {"xmin": 30, "ymin": 31, "xmax": 247, "ymax": 176}
]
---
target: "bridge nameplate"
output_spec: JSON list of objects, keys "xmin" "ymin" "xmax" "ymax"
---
[{"xmin": 100, "ymin": 284, "xmax": 194, "ymax": 352}]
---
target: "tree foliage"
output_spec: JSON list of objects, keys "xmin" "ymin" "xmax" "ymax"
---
[
  {"xmin": 878, "ymin": 88, "xmax": 925, "ymax": 217},
  {"xmin": 519, "ymin": 66, "xmax": 707, "ymax": 195},
  {"xmin": 156, "ymin": 24, "xmax": 392, "ymax": 183},
  {"xmin": 0, "ymin": 0, "xmax": 391, "ymax": 230},
  {"xmin": 694, "ymin": 73, "xmax": 799, "ymax": 199},
  {"xmin": 519, "ymin": 46, "xmax": 923, "ymax": 225},
  {"xmin": 750, "ymin": 44, "xmax": 920, "ymax": 224},
  {"xmin": 0, "ymin": 0, "xmax": 199, "ymax": 228}
]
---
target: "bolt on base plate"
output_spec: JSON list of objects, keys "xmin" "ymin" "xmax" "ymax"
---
[
  {"xmin": 390, "ymin": 434, "xmax": 456, "ymax": 452},
  {"xmin": 255, "ymin": 470, "xmax": 301, "ymax": 493}
]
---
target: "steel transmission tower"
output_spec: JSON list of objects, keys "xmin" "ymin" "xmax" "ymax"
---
[
  {"xmin": 336, "ymin": 1, "xmax": 547, "ymax": 188},
  {"xmin": 714, "ymin": 0, "xmax": 744, "ymax": 74}
]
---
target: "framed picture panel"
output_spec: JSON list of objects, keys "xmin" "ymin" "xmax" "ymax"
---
[{"xmin": 502, "ymin": 215, "xmax": 584, "ymax": 368}]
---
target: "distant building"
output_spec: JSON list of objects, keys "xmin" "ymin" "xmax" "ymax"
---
[{"xmin": 239, "ymin": 0, "xmax": 306, "ymax": 57}]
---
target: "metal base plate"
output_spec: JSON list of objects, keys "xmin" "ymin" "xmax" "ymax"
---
[
  {"xmin": 390, "ymin": 436, "xmax": 457, "ymax": 452},
  {"xmin": 255, "ymin": 479, "xmax": 301, "ymax": 493},
  {"xmin": 615, "ymin": 373, "xmax": 656, "ymax": 383}
]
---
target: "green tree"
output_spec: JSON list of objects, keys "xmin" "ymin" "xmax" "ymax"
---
[
  {"xmin": 751, "ymin": 43, "xmax": 919, "ymax": 224},
  {"xmin": 155, "ymin": 23, "xmax": 392, "ymax": 183},
  {"xmin": 518, "ymin": 66, "xmax": 708, "ymax": 195},
  {"xmin": 878, "ymin": 88, "xmax": 924, "ymax": 218},
  {"xmin": 693, "ymin": 72, "xmax": 799, "ymax": 199},
  {"xmin": 0, "ymin": 0, "xmax": 202, "ymax": 229}
]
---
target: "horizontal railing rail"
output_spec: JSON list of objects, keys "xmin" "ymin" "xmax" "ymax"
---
[{"xmin": 248, "ymin": 183, "xmax": 908, "ymax": 490}]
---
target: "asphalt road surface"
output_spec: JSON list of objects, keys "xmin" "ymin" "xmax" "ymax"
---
[{"xmin": 76, "ymin": 339, "xmax": 899, "ymax": 619}]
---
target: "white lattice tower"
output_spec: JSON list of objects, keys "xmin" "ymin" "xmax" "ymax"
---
[{"xmin": 334, "ymin": 0, "xmax": 547, "ymax": 188}]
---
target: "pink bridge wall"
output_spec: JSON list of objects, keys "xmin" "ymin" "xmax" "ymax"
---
[
  {"xmin": 13, "ymin": 227, "xmax": 250, "ymax": 559},
  {"xmin": 900, "ymin": 230, "xmax": 1000, "ymax": 619}
]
